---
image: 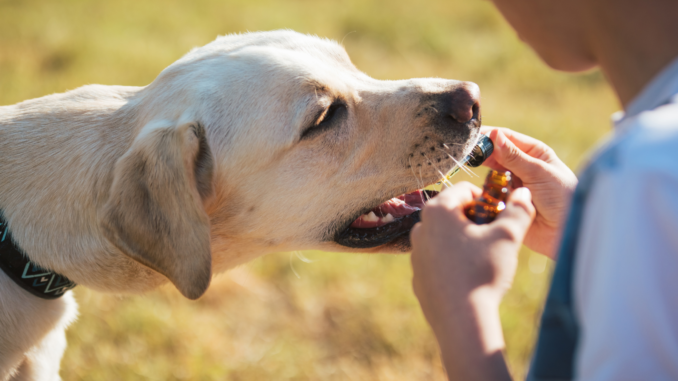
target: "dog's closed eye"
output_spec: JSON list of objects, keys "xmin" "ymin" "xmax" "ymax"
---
[{"xmin": 301, "ymin": 100, "xmax": 347, "ymax": 140}]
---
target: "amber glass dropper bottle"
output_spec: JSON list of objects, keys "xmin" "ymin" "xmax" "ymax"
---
[{"xmin": 464, "ymin": 170, "xmax": 512, "ymax": 224}]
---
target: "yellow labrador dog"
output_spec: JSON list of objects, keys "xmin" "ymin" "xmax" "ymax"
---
[{"xmin": 0, "ymin": 30, "xmax": 480, "ymax": 380}]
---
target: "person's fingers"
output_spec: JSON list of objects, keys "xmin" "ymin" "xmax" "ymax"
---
[
  {"xmin": 506, "ymin": 175, "xmax": 524, "ymax": 190},
  {"xmin": 430, "ymin": 181, "xmax": 481, "ymax": 210},
  {"xmin": 422, "ymin": 182, "xmax": 481, "ymax": 227},
  {"xmin": 477, "ymin": 154, "xmax": 508, "ymax": 173},
  {"xmin": 485, "ymin": 130, "xmax": 550, "ymax": 182},
  {"xmin": 410, "ymin": 222, "xmax": 424, "ymax": 247},
  {"xmin": 482, "ymin": 126, "xmax": 539, "ymax": 147},
  {"xmin": 491, "ymin": 187, "xmax": 535, "ymax": 242},
  {"xmin": 480, "ymin": 125, "xmax": 510, "ymax": 138},
  {"xmin": 482, "ymin": 126, "xmax": 554, "ymax": 161}
]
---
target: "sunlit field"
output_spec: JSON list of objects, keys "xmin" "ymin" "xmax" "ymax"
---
[{"xmin": 0, "ymin": 0, "xmax": 618, "ymax": 379}]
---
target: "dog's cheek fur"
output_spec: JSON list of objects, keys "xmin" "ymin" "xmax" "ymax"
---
[{"xmin": 100, "ymin": 121, "xmax": 215, "ymax": 300}]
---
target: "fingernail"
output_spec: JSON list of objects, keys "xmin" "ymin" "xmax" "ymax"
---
[{"xmin": 513, "ymin": 187, "xmax": 531, "ymax": 202}]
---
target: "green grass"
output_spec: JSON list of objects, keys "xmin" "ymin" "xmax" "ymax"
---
[{"xmin": 0, "ymin": 0, "xmax": 618, "ymax": 379}]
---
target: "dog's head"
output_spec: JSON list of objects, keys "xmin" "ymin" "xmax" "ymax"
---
[{"xmin": 101, "ymin": 30, "xmax": 481, "ymax": 299}]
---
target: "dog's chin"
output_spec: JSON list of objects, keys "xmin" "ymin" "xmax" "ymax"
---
[
  {"xmin": 333, "ymin": 190, "xmax": 438, "ymax": 251},
  {"xmin": 380, "ymin": 233, "xmax": 414, "ymax": 253}
]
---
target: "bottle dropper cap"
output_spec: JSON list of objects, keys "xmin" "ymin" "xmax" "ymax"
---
[{"xmin": 466, "ymin": 134, "xmax": 494, "ymax": 167}]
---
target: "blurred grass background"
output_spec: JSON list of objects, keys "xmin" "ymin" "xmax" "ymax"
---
[{"xmin": 0, "ymin": 0, "xmax": 618, "ymax": 379}]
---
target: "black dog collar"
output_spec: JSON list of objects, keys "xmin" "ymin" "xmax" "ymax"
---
[{"xmin": 0, "ymin": 214, "xmax": 76, "ymax": 299}]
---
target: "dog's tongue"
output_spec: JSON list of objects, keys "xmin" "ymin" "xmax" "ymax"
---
[{"xmin": 350, "ymin": 190, "xmax": 428, "ymax": 228}]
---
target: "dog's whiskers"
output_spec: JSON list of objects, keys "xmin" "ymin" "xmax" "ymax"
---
[
  {"xmin": 437, "ymin": 170, "xmax": 453, "ymax": 188},
  {"xmin": 409, "ymin": 157, "xmax": 428, "ymax": 205},
  {"xmin": 423, "ymin": 153, "xmax": 451, "ymax": 189},
  {"xmin": 409, "ymin": 156, "xmax": 424, "ymax": 186},
  {"xmin": 448, "ymin": 153, "xmax": 478, "ymax": 177},
  {"xmin": 289, "ymin": 251, "xmax": 314, "ymax": 279},
  {"xmin": 289, "ymin": 251, "xmax": 301, "ymax": 279},
  {"xmin": 418, "ymin": 167, "xmax": 431, "ymax": 202},
  {"xmin": 449, "ymin": 155, "xmax": 472, "ymax": 176},
  {"xmin": 295, "ymin": 251, "xmax": 314, "ymax": 263}
]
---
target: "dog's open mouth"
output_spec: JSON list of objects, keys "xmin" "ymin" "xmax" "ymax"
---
[{"xmin": 334, "ymin": 189, "xmax": 439, "ymax": 249}]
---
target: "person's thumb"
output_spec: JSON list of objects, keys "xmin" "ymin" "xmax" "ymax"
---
[
  {"xmin": 489, "ymin": 130, "xmax": 543, "ymax": 181},
  {"xmin": 492, "ymin": 187, "xmax": 535, "ymax": 242}
]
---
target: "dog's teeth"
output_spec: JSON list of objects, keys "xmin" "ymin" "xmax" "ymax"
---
[
  {"xmin": 382, "ymin": 213, "xmax": 395, "ymax": 223},
  {"xmin": 363, "ymin": 211, "xmax": 379, "ymax": 222}
]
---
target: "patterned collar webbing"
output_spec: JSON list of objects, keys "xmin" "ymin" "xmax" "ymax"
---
[{"xmin": 0, "ymin": 214, "xmax": 76, "ymax": 299}]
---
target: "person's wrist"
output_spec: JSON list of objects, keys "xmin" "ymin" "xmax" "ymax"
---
[
  {"xmin": 469, "ymin": 286, "xmax": 503, "ymax": 312},
  {"xmin": 428, "ymin": 276, "xmax": 506, "ymax": 313},
  {"xmin": 430, "ymin": 288, "xmax": 506, "ymax": 359},
  {"xmin": 423, "ymin": 285, "xmax": 502, "ymax": 331}
]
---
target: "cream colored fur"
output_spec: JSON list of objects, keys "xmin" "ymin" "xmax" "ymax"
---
[{"xmin": 0, "ymin": 30, "xmax": 480, "ymax": 379}]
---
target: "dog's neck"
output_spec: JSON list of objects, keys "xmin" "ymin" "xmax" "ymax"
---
[{"xmin": 0, "ymin": 213, "xmax": 77, "ymax": 299}]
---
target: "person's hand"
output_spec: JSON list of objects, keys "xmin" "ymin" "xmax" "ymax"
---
[
  {"xmin": 411, "ymin": 182, "xmax": 535, "ymax": 319},
  {"xmin": 480, "ymin": 127, "xmax": 578, "ymax": 259},
  {"xmin": 410, "ymin": 182, "xmax": 535, "ymax": 380}
]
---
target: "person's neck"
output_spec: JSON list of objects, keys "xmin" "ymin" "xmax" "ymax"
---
[{"xmin": 585, "ymin": 1, "xmax": 678, "ymax": 108}]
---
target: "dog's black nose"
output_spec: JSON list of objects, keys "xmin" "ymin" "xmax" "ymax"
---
[{"xmin": 448, "ymin": 82, "xmax": 480, "ymax": 124}]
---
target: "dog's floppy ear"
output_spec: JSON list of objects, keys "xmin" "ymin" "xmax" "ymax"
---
[{"xmin": 101, "ymin": 120, "xmax": 215, "ymax": 300}]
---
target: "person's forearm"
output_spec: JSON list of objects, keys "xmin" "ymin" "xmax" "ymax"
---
[
  {"xmin": 411, "ymin": 183, "xmax": 534, "ymax": 380},
  {"xmin": 433, "ymin": 290, "xmax": 512, "ymax": 381}
]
